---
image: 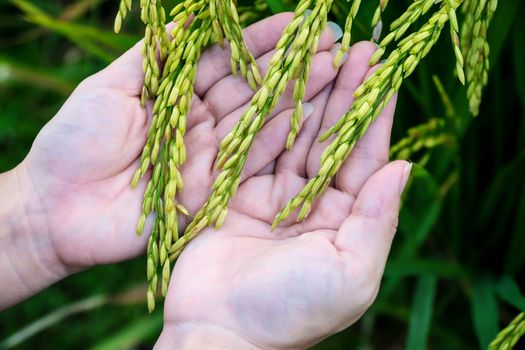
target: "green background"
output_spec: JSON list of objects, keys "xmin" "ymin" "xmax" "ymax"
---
[{"xmin": 0, "ymin": 0, "xmax": 524, "ymax": 348}]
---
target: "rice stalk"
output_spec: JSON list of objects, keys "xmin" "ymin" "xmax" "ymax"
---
[
  {"xmin": 390, "ymin": 118, "xmax": 453, "ymax": 160},
  {"xmin": 273, "ymin": 0, "xmax": 463, "ymax": 228},
  {"xmin": 210, "ymin": 0, "xmax": 262, "ymax": 90},
  {"xmin": 114, "ymin": 0, "xmax": 170, "ymax": 104},
  {"xmin": 461, "ymin": 0, "xmax": 498, "ymax": 116},
  {"xmin": 333, "ymin": 0, "xmax": 361, "ymax": 67},
  {"xmin": 114, "ymin": 0, "xmax": 132, "ymax": 33},
  {"xmin": 169, "ymin": 0, "xmax": 334, "ymax": 259},
  {"xmin": 447, "ymin": 0, "xmax": 465, "ymax": 85},
  {"xmin": 369, "ymin": 0, "xmax": 436, "ymax": 65},
  {"xmin": 114, "ymin": 0, "xmax": 265, "ymax": 310},
  {"xmin": 488, "ymin": 312, "xmax": 525, "ymax": 350},
  {"xmin": 139, "ymin": 0, "xmax": 170, "ymax": 104},
  {"xmin": 132, "ymin": 5, "xmax": 212, "ymax": 312},
  {"xmin": 371, "ymin": 0, "xmax": 388, "ymax": 42}
]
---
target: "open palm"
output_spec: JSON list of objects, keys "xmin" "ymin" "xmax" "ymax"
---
[{"xmin": 162, "ymin": 19, "xmax": 410, "ymax": 350}]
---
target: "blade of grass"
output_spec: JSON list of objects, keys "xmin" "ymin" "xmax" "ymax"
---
[
  {"xmin": 0, "ymin": 295, "xmax": 108, "ymax": 349},
  {"xmin": 0, "ymin": 55, "xmax": 74, "ymax": 95},
  {"xmin": 0, "ymin": 285, "xmax": 147, "ymax": 349},
  {"xmin": 495, "ymin": 276, "xmax": 525, "ymax": 311},
  {"xmin": 10, "ymin": 0, "xmax": 106, "ymax": 45},
  {"xmin": 382, "ymin": 165, "xmax": 443, "ymax": 297},
  {"xmin": 10, "ymin": 0, "xmax": 138, "ymax": 62},
  {"xmin": 487, "ymin": 0, "xmax": 520, "ymax": 66},
  {"xmin": 514, "ymin": 18, "xmax": 525, "ymax": 105},
  {"xmin": 385, "ymin": 259, "xmax": 470, "ymax": 280},
  {"xmin": 398, "ymin": 164, "xmax": 443, "ymax": 259},
  {"xmin": 471, "ymin": 276, "xmax": 499, "ymax": 349},
  {"xmin": 478, "ymin": 150, "xmax": 525, "ymax": 230},
  {"xmin": 504, "ymin": 185, "xmax": 525, "ymax": 275},
  {"xmin": 406, "ymin": 276, "xmax": 438, "ymax": 350}
]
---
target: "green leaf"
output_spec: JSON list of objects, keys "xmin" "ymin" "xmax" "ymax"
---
[
  {"xmin": 398, "ymin": 164, "xmax": 443, "ymax": 259},
  {"xmin": 487, "ymin": 0, "xmax": 520, "ymax": 65},
  {"xmin": 514, "ymin": 18, "xmax": 525, "ymax": 106},
  {"xmin": 0, "ymin": 295, "xmax": 108, "ymax": 349},
  {"xmin": 471, "ymin": 277, "xmax": 499, "ymax": 349},
  {"xmin": 406, "ymin": 276, "xmax": 438, "ymax": 350},
  {"xmin": 495, "ymin": 276, "xmax": 525, "ymax": 311},
  {"xmin": 504, "ymin": 185, "xmax": 525, "ymax": 275},
  {"xmin": 0, "ymin": 55, "xmax": 75, "ymax": 95},
  {"xmin": 264, "ymin": 0, "xmax": 293, "ymax": 13},
  {"xmin": 478, "ymin": 150, "xmax": 525, "ymax": 230},
  {"xmin": 382, "ymin": 164, "xmax": 443, "ymax": 297},
  {"xmin": 10, "ymin": 0, "xmax": 138, "ymax": 62}
]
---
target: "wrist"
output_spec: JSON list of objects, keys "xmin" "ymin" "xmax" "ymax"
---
[
  {"xmin": 155, "ymin": 322, "xmax": 262, "ymax": 350},
  {"xmin": 0, "ymin": 164, "xmax": 68, "ymax": 309}
]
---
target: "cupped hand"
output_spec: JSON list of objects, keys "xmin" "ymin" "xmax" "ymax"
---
[
  {"xmin": 18, "ymin": 13, "xmax": 341, "ymax": 273},
  {"xmin": 159, "ymin": 41, "xmax": 411, "ymax": 349}
]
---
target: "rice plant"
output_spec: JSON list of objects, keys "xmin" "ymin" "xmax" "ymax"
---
[
  {"xmin": 114, "ymin": 0, "xmax": 501, "ymax": 314},
  {"xmin": 2, "ymin": 0, "xmax": 524, "ymax": 349}
]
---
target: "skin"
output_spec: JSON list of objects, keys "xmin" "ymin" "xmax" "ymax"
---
[{"xmin": 0, "ymin": 13, "xmax": 410, "ymax": 349}]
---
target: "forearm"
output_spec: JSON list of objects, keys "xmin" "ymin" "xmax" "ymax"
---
[
  {"xmin": 0, "ymin": 166, "xmax": 67, "ymax": 310},
  {"xmin": 155, "ymin": 323, "xmax": 261, "ymax": 350}
]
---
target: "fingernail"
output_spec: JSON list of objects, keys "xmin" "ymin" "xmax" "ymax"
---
[
  {"xmin": 399, "ymin": 162, "xmax": 413, "ymax": 195},
  {"xmin": 329, "ymin": 43, "xmax": 342, "ymax": 56},
  {"xmin": 302, "ymin": 102, "xmax": 314, "ymax": 120},
  {"xmin": 372, "ymin": 21, "xmax": 383, "ymax": 42},
  {"xmin": 327, "ymin": 21, "xmax": 343, "ymax": 42}
]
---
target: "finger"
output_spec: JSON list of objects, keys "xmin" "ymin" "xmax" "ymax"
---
[
  {"xmin": 239, "ymin": 103, "xmax": 314, "ymax": 180},
  {"xmin": 335, "ymin": 161, "xmax": 411, "ymax": 279},
  {"xmin": 194, "ymin": 13, "xmax": 294, "ymax": 96},
  {"xmin": 214, "ymin": 50, "xmax": 339, "ymax": 140},
  {"xmin": 275, "ymin": 82, "xmax": 333, "ymax": 178},
  {"xmin": 203, "ymin": 23, "xmax": 342, "ymax": 120},
  {"xmin": 306, "ymin": 41, "xmax": 378, "ymax": 178}
]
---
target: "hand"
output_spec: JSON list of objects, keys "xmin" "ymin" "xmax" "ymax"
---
[
  {"xmin": 157, "ymin": 42, "xmax": 411, "ymax": 349},
  {"xmin": 3, "ymin": 13, "xmax": 341, "ymax": 306}
]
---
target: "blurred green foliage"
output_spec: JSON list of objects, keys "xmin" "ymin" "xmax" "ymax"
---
[{"xmin": 0, "ymin": 0, "xmax": 524, "ymax": 349}]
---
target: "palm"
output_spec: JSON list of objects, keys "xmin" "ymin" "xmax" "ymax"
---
[
  {"xmin": 164, "ymin": 19, "xmax": 408, "ymax": 349},
  {"xmin": 23, "ymin": 78, "xmax": 151, "ymax": 267}
]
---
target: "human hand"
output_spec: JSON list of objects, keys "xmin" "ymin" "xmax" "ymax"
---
[
  {"xmin": 156, "ymin": 42, "xmax": 411, "ymax": 349},
  {"xmin": 5, "ymin": 13, "xmax": 341, "ymax": 303}
]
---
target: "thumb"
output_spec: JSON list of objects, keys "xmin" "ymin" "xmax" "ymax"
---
[{"xmin": 335, "ymin": 160, "xmax": 412, "ymax": 277}]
